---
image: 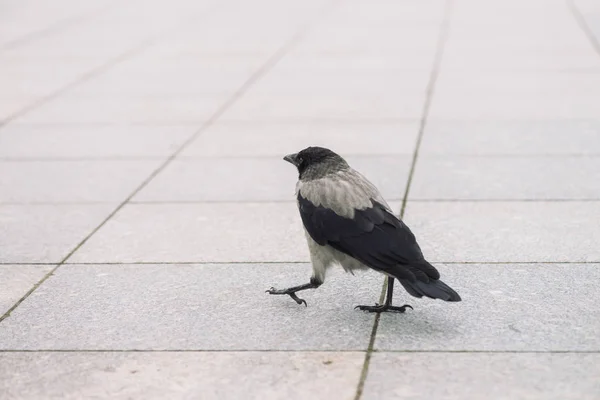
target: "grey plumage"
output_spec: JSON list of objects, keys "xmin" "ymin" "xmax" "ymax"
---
[{"xmin": 268, "ymin": 146, "xmax": 460, "ymax": 310}]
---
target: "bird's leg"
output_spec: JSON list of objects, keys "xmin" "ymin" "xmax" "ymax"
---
[
  {"xmin": 266, "ymin": 277, "xmax": 322, "ymax": 306},
  {"xmin": 355, "ymin": 277, "xmax": 413, "ymax": 313}
]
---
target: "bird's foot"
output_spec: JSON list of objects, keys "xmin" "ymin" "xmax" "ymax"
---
[
  {"xmin": 266, "ymin": 287, "xmax": 307, "ymax": 306},
  {"xmin": 354, "ymin": 303, "xmax": 413, "ymax": 313}
]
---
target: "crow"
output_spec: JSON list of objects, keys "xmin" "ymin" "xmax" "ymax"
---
[{"xmin": 266, "ymin": 146, "xmax": 461, "ymax": 313}]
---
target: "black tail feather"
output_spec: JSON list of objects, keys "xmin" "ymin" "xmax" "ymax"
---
[{"xmin": 399, "ymin": 278, "xmax": 461, "ymax": 302}]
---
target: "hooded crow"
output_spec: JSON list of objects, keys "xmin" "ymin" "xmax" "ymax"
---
[{"xmin": 267, "ymin": 146, "xmax": 461, "ymax": 313}]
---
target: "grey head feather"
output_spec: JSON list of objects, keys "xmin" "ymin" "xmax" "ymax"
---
[
  {"xmin": 283, "ymin": 146, "xmax": 349, "ymax": 181},
  {"xmin": 284, "ymin": 146, "xmax": 390, "ymax": 218}
]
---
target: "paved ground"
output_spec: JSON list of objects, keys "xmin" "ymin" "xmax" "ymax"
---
[{"xmin": 1, "ymin": 0, "xmax": 600, "ymax": 398}]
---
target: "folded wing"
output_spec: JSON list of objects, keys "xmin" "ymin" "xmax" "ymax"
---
[{"xmin": 298, "ymin": 193, "xmax": 440, "ymax": 283}]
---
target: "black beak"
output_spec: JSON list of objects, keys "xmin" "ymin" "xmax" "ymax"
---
[{"xmin": 283, "ymin": 153, "xmax": 299, "ymax": 167}]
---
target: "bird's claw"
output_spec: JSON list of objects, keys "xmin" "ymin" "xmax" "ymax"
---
[
  {"xmin": 355, "ymin": 303, "xmax": 413, "ymax": 313},
  {"xmin": 288, "ymin": 292, "xmax": 307, "ymax": 306},
  {"xmin": 266, "ymin": 287, "xmax": 308, "ymax": 307}
]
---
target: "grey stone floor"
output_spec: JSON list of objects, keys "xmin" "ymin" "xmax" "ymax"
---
[{"xmin": 1, "ymin": 0, "xmax": 600, "ymax": 399}]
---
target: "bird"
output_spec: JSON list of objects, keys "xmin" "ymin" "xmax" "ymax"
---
[{"xmin": 266, "ymin": 146, "xmax": 461, "ymax": 313}]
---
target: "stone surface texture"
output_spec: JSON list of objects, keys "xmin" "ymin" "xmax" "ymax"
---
[{"xmin": 1, "ymin": 0, "xmax": 599, "ymax": 398}]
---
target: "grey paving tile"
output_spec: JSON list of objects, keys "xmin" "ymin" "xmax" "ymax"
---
[
  {"xmin": 0, "ymin": 1, "xmax": 114, "ymax": 48},
  {"xmin": 282, "ymin": 50, "xmax": 436, "ymax": 69},
  {"xmin": 0, "ymin": 160, "xmax": 161, "ymax": 203},
  {"xmin": 429, "ymin": 91, "xmax": 600, "ymax": 119},
  {"xmin": 363, "ymin": 353, "xmax": 600, "ymax": 400},
  {"xmin": 0, "ymin": 264, "xmax": 383, "ymax": 350},
  {"xmin": 134, "ymin": 156, "xmax": 411, "ymax": 202},
  {"xmin": 0, "ymin": 351, "xmax": 364, "ymax": 400},
  {"xmin": 69, "ymin": 62, "xmax": 258, "ymax": 96},
  {"xmin": 403, "ymin": 201, "xmax": 600, "ymax": 262},
  {"xmin": 0, "ymin": 126, "xmax": 195, "ymax": 159},
  {"xmin": 0, "ymin": 96, "xmax": 41, "ymax": 121},
  {"xmin": 420, "ymin": 120, "xmax": 600, "ymax": 155},
  {"xmin": 410, "ymin": 156, "xmax": 600, "ymax": 200},
  {"xmin": 67, "ymin": 203, "xmax": 309, "ymax": 263},
  {"xmin": 0, "ymin": 204, "xmax": 115, "ymax": 263},
  {"xmin": 574, "ymin": 0, "xmax": 600, "ymax": 44},
  {"xmin": 295, "ymin": 26, "xmax": 439, "ymax": 55},
  {"xmin": 248, "ymin": 68, "xmax": 431, "ymax": 94},
  {"xmin": 12, "ymin": 94, "xmax": 227, "ymax": 124},
  {"xmin": 375, "ymin": 264, "xmax": 600, "ymax": 351},
  {"xmin": 0, "ymin": 265, "xmax": 53, "ymax": 316},
  {"xmin": 442, "ymin": 46, "xmax": 600, "ymax": 70},
  {"xmin": 435, "ymin": 71, "xmax": 600, "ymax": 93},
  {"xmin": 68, "ymin": 201, "xmax": 399, "ymax": 264},
  {"xmin": 328, "ymin": 0, "xmax": 445, "ymax": 25},
  {"xmin": 182, "ymin": 122, "xmax": 419, "ymax": 157},
  {"xmin": 0, "ymin": 60, "xmax": 103, "ymax": 98},
  {"xmin": 221, "ymin": 93, "xmax": 425, "ymax": 121}
]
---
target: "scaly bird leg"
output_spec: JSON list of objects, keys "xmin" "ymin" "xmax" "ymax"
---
[
  {"xmin": 355, "ymin": 277, "xmax": 413, "ymax": 313},
  {"xmin": 266, "ymin": 278, "xmax": 321, "ymax": 306}
]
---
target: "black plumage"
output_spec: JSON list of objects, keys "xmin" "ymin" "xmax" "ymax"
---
[{"xmin": 267, "ymin": 146, "xmax": 461, "ymax": 311}]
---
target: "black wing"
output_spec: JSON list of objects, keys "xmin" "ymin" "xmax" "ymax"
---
[{"xmin": 298, "ymin": 193, "xmax": 439, "ymax": 282}]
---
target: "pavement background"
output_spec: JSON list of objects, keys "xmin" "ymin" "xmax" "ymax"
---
[{"xmin": 1, "ymin": 0, "xmax": 600, "ymax": 399}]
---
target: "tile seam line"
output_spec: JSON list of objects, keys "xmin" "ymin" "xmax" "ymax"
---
[
  {"xmin": 0, "ymin": 0, "xmax": 343, "ymax": 325},
  {"xmin": 0, "ymin": 349, "xmax": 597, "ymax": 354},
  {"xmin": 5, "ymin": 154, "xmax": 600, "ymax": 162},
  {"xmin": 5, "ymin": 199, "xmax": 600, "ymax": 206},
  {"xmin": 55, "ymin": 261, "xmax": 600, "ymax": 265},
  {"xmin": 0, "ymin": 118, "xmax": 422, "ymax": 127},
  {"xmin": 567, "ymin": 0, "xmax": 600, "ymax": 57},
  {"xmin": 353, "ymin": 1, "xmax": 455, "ymax": 399},
  {"xmin": 3, "ymin": 261, "xmax": 598, "ymax": 266},
  {"xmin": 0, "ymin": 0, "xmax": 229, "ymax": 129},
  {"xmin": 0, "ymin": 0, "xmax": 123, "ymax": 50}
]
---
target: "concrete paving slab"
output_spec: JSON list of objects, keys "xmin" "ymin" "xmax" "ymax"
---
[
  {"xmin": 420, "ymin": 120, "xmax": 600, "ymax": 155},
  {"xmin": 1, "ymin": 0, "xmax": 599, "ymax": 397},
  {"xmin": 375, "ymin": 263, "xmax": 600, "ymax": 351},
  {"xmin": 442, "ymin": 46, "xmax": 600, "ymax": 70},
  {"xmin": 0, "ymin": 265, "xmax": 53, "ymax": 316},
  {"xmin": 429, "ymin": 91, "xmax": 600, "ymax": 119},
  {"xmin": 68, "ymin": 201, "xmax": 399, "ymax": 263},
  {"xmin": 275, "ymin": 52, "xmax": 436, "ymax": 70},
  {"xmin": 363, "ymin": 353, "xmax": 600, "ymax": 400},
  {"xmin": 134, "ymin": 156, "xmax": 410, "ymax": 202},
  {"xmin": 435, "ymin": 71, "xmax": 600, "ymax": 92},
  {"xmin": 181, "ymin": 122, "xmax": 419, "ymax": 157},
  {"xmin": 0, "ymin": 264, "xmax": 383, "ymax": 350},
  {"xmin": 410, "ymin": 156, "xmax": 600, "ymax": 200},
  {"xmin": 0, "ymin": 96, "xmax": 41, "ymax": 121},
  {"xmin": 69, "ymin": 62, "xmax": 259, "ymax": 96},
  {"xmin": 67, "ymin": 203, "xmax": 308, "ymax": 263},
  {"xmin": 0, "ymin": 204, "xmax": 114, "ymax": 263},
  {"xmin": 248, "ymin": 68, "xmax": 431, "ymax": 94},
  {"xmin": 0, "ymin": 351, "xmax": 364, "ymax": 400},
  {"xmin": 0, "ymin": 125, "xmax": 195, "ymax": 159},
  {"xmin": 574, "ymin": 0, "xmax": 600, "ymax": 44},
  {"xmin": 221, "ymin": 93, "xmax": 426, "ymax": 121},
  {"xmin": 404, "ymin": 201, "xmax": 600, "ymax": 263},
  {"xmin": 12, "ymin": 94, "xmax": 227, "ymax": 124},
  {"xmin": 0, "ymin": 60, "xmax": 105, "ymax": 98},
  {"xmin": 0, "ymin": 160, "xmax": 161, "ymax": 203}
]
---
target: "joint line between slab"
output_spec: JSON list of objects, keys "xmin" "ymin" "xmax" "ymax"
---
[
  {"xmin": 0, "ymin": 0, "xmax": 228, "ymax": 129},
  {"xmin": 0, "ymin": 0, "xmax": 121, "ymax": 50},
  {"xmin": 0, "ymin": 349, "xmax": 598, "ymax": 353},
  {"xmin": 567, "ymin": 0, "xmax": 600, "ymax": 58},
  {"xmin": 353, "ymin": 1, "xmax": 455, "ymax": 398},
  {"xmin": 0, "ymin": 0, "xmax": 344, "ymax": 324}
]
